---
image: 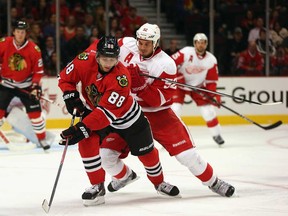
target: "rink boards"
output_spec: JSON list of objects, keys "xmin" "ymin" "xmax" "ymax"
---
[{"xmin": 3, "ymin": 77, "xmax": 288, "ymax": 129}]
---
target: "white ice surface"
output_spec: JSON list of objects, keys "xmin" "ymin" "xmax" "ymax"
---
[{"xmin": 0, "ymin": 124, "xmax": 288, "ymax": 216}]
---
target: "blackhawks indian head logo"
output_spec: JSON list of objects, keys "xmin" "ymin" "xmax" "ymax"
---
[{"xmin": 8, "ymin": 53, "xmax": 27, "ymax": 71}]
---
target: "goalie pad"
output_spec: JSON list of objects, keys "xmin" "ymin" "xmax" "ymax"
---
[{"xmin": 6, "ymin": 106, "xmax": 55, "ymax": 146}]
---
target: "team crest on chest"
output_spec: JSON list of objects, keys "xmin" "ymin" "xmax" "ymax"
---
[
  {"xmin": 85, "ymin": 84, "xmax": 103, "ymax": 107},
  {"xmin": 78, "ymin": 52, "xmax": 89, "ymax": 60},
  {"xmin": 116, "ymin": 75, "xmax": 128, "ymax": 87},
  {"xmin": 189, "ymin": 55, "xmax": 193, "ymax": 62},
  {"xmin": 8, "ymin": 53, "xmax": 27, "ymax": 71}
]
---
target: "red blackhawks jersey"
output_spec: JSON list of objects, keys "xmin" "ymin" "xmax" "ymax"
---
[
  {"xmin": 58, "ymin": 49, "xmax": 141, "ymax": 131},
  {"xmin": 171, "ymin": 46, "xmax": 219, "ymax": 90},
  {"xmin": 0, "ymin": 37, "xmax": 44, "ymax": 88},
  {"xmin": 118, "ymin": 37, "xmax": 177, "ymax": 112}
]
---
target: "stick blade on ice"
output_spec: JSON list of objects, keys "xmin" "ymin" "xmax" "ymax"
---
[
  {"xmin": 42, "ymin": 199, "xmax": 50, "ymax": 213},
  {"xmin": 262, "ymin": 120, "xmax": 283, "ymax": 130}
]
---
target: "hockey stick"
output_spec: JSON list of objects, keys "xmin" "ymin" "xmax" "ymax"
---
[
  {"xmin": 0, "ymin": 130, "xmax": 36, "ymax": 151},
  {"xmin": 219, "ymin": 103, "xmax": 282, "ymax": 130},
  {"xmin": 42, "ymin": 109, "xmax": 77, "ymax": 213},
  {"xmin": 140, "ymin": 74, "xmax": 282, "ymax": 106},
  {"xmin": 0, "ymin": 130, "xmax": 10, "ymax": 144},
  {"xmin": 0, "ymin": 80, "xmax": 64, "ymax": 108},
  {"xmin": 194, "ymin": 90, "xmax": 283, "ymax": 130}
]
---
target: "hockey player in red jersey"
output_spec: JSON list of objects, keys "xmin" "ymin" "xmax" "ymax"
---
[
  {"xmin": 170, "ymin": 33, "xmax": 225, "ymax": 145},
  {"xmin": 58, "ymin": 36, "xmax": 180, "ymax": 206},
  {"xmin": 0, "ymin": 20, "xmax": 49, "ymax": 150},
  {"xmin": 98, "ymin": 24, "xmax": 235, "ymax": 198}
]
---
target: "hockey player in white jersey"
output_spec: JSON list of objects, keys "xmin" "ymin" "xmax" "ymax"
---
[
  {"xmin": 171, "ymin": 33, "xmax": 225, "ymax": 145},
  {"xmin": 96, "ymin": 24, "xmax": 235, "ymax": 197}
]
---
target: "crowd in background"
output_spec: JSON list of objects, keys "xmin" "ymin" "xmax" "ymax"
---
[
  {"xmin": 0, "ymin": 0, "xmax": 287, "ymax": 76},
  {"xmin": 162, "ymin": 0, "xmax": 288, "ymax": 76}
]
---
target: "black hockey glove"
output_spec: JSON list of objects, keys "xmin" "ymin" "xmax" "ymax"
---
[
  {"xmin": 82, "ymin": 108, "xmax": 92, "ymax": 120},
  {"xmin": 59, "ymin": 122, "xmax": 91, "ymax": 145},
  {"xmin": 63, "ymin": 91, "xmax": 86, "ymax": 117},
  {"xmin": 30, "ymin": 83, "xmax": 42, "ymax": 100}
]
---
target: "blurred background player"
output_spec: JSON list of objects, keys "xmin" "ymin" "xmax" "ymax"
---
[
  {"xmin": 0, "ymin": 20, "xmax": 49, "ymax": 150},
  {"xmin": 4, "ymin": 97, "xmax": 55, "ymax": 147},
  {"xmin": 171, "ymin": 33, "xmax": 225, "ymax": 146}
]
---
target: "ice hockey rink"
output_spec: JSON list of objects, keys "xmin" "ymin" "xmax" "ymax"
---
[{"xmin": 0, "ymin": 124, "xmax": 287, "ymax": 216}]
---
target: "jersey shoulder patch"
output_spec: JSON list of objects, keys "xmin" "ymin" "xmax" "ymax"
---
[
  {"xmin": 35, "ymin": 45, "xmax": 41, "ymax": 52},
  {"xmin": 78, "ymin": 52, "xmax": 89, "ymax": 60},
  {"xmin": 116, "ymin": 75, "xmax": 128, "ymax": 87}
]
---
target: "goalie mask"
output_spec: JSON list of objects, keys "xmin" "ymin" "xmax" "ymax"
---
[{"xmin": 136, "ymin": 23, "xmax": 161, "ymax": 50}]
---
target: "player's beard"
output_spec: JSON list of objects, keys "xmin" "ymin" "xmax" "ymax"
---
[
  {"xmin": 196, "ymin": 48, "xmax": 205, "ymax": 56},
  {"xmin": 140, "ymin": 49, "xmax": 154, "ymax": 59}
]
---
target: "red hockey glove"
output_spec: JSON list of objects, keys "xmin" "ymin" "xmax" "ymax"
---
[
  {"xmin": 59, "ymin": 122, "xmax": 91, "ymax": 145},
  {"xmin": 204, "ymin": 82, "xmax": 221, "ymax": 107},
  {"xmin": 211, "ymin": 94, "xmax": 221, "ymax": 107},
  {"xmin": 127, "ymin": 64, "xmax": 147, "ymax": 93},
  {"xmin": 30, "ymin": 83, "xmax": 42, "ymax": 100}
]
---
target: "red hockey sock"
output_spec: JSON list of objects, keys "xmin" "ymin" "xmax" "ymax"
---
[
  {"xmin": 114, "ymin": 165, "xmax": 128, "ymax": 180},
  {"xmin": 196, "ymin": 163, "xmax": 213, "ymax": 182},
  {"xmin": 138, "ymin": 148, "xmax": 164, "ymax": 185}
]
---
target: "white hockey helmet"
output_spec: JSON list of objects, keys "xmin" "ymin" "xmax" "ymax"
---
[
  {"xmin": 136, "ymin": 23, "xmax": 161, "ymax": 50},
  {"xmin": 193, "ymin": 33, "xmax": 208, "ymax": 46}
]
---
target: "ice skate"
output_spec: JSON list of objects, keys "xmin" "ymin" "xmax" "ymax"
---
[
  {"xmin": 213, "ymin": 135, "xmax": 225, "ymax": 145},
  {"xmin": 108, "ymin": 170, "xmax": 139, "ymax": 192},
  {"xmin": 38, "ymin": 138, "xmax": 51, "ymax": 151},
  {"xmin": 82, "ymin": 183, "xmax": 105, "ymax": 206},
  {"xmin": 209, "ymin": 178, "xmax": 235, "ymax": 197},
  {"xmin": 155, "ymin": 181, "xmax": 180, "ymax": 197}
]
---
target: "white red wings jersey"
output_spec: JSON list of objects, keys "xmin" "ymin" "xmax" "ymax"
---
[
  {"xmin": 171, "ymin": 46, "xmax": 219, "ymax": 90},
  {"xmin": 58, "ymin": 48, "xmax": 141, "ymax": 131},
  {"xmin": 118, "ymin": 37, "xmax": 177, "ymax": 112},
  {"xmin": 0, "ymin": 37, "xmax": 44, "ymax": 88}
]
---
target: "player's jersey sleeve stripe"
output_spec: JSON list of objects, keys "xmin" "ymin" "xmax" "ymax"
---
[
  {"xmin": 1, "ymin": 77, "xmax": 33, "ymax": 88},
  {"xmin": 97, "ymin": 99, "xmax": 142, "ymax": 129}
]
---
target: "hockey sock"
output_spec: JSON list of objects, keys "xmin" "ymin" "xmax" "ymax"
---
[{"xmin": 138, "ymin": 148, "xmax": 164, "ymax": 185}]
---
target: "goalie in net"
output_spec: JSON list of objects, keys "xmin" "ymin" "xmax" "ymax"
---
[{"xmin": 0, "ymin": 97, "xmax": 55, "ymax": 149}]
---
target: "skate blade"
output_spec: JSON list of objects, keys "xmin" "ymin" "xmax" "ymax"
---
[
  {"xmin": 83, "ymin": 196, "xmax": 105, "ymax": 207},
  {"xmin": 157, "ymin": 191, "xmax": 182, "ymax": 198},
  {"xmin": 108, "ymin": 175, "xmax": 140, "ymax": 192}
]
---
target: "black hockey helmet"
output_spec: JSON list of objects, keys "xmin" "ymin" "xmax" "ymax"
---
[
  {"xmin": 96, "ymin": 36, "xmax": 120, "ymax": 58},
  {"xmin": 13, "ymin": 20, "xmax": 29, "ymax": 30}
]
